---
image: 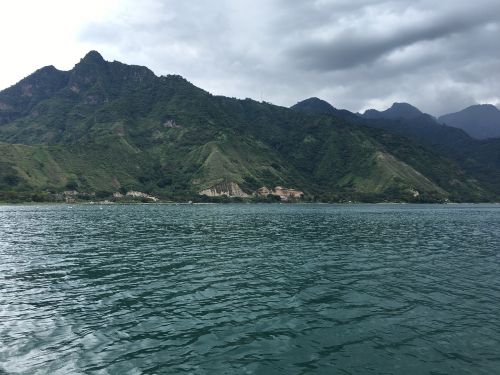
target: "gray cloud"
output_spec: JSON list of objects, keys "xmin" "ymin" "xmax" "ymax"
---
[
  {"xmin": 289, "ymin": 3, "xmax": 500, "ymax": 71},
  {"xmin": 77, "ymin": 0, "xmax": 500, "ymax": 115}
]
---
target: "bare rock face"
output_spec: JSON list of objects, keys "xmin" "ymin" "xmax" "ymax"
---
[
  {"xmin": 273, "ymin": 186, "xmax": 304, "ymax": 199},
  {"xmin": 199, "ymin": 181, "xmax": 250, "ymax": 197},
  {"xmin": 122, "ymin": 191, "xmax": 159, "ymax": 202},
  {"xmin": 257, "ymin": 186, "xmax": 304, "ymax": 200},
  {"xmin": 127, "ymin": 191, "xmax": 159, "ymax": 201},
  {"xmin": 164, "ymin": 120, "xmax": 182, "ymax": 129},
  {"xmin": 257, "ymin": 186, "xmax": 271, "ymax": 196}
]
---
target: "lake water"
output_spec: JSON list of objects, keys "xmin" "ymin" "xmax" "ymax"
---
[{"xmin": 0, "ymin": 204, "xmax": 499, "ymax": 374}]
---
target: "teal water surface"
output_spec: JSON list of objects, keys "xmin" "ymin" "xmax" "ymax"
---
[{"xmin": 1, "ymin": 204, "xmax": 499, "ymax": 374}]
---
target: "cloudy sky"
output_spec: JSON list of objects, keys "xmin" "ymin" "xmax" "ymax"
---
[{"xmin": 1, "ymin": 0, "xmax": 499, "ymax": 115}]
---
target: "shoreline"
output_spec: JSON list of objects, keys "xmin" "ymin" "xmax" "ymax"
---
[{"xmin": 1, "ymin": 201, "xmax": 499, "ymax": 206}]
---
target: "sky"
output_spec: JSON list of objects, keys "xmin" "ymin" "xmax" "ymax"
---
[{"xmin": 1, "ymin": 0, "xmax": 499, "ymax": 116}]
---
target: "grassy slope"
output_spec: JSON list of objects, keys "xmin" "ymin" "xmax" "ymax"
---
[{"xmin": 0, "ymin": 141, "xmax": 148, "ymax": 193}]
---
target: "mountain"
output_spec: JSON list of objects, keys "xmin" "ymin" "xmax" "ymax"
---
[
  {"xmin": 363, "ymin": 102, "xmax": 424, "ymax": 120},
  {"xmin": 360, "ymin": 114, "xmax": 500, "ymax": 194},
  {"xmin": 291, "ymin": 97, "xmax": 359, "ymax": 120},
  {"xmin": 297, "ymin": 99, "xmax": 500, "ymax": 196},
  {"xmin": 291, "ymin": 97, "xmax": 336, "ymax": 114},
  {"xmin": 438, "ymin": 104, "xmax": 500, "ymax": 139},
  {"xmin": 0, "ymin": 51, "xmax": 496, "ymax": 202}
]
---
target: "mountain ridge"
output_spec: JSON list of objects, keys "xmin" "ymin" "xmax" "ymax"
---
[
  {"xmin": 0, "ymin": 52, "xmax": 497, "ymax": 202},
  {"xmin": 438, "ymin": 104, "xmax": 500, "ymax": 139},
  {"xmin": 294, "ymin": 98, "xmax": 500, "ymax": 197}
]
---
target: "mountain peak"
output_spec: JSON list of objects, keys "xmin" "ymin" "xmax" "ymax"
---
[
  {"xmin": 363, "ymin": 102, "xmax": 423, "ymax": 120},
  {"xmin": 464, "ymin": 104, "xmax": 499, "ymax": 113},
  {"xmin": 300, "ymin": 97, "xmax": 334, "ymax": 106},
  {"xmin": 390, "ymin": 102, "xmax": 420, "ymax": 111},
  {"xmin": 438, "ymin": 104, "xmax": 500, "ymax": 139},
  {"xmin": 291, "ymin": 97, "xmax": 337, "ymax": 115},
  {"xmin": 81, "ymin": 50, "xmax": 105, "ymax": 64}
]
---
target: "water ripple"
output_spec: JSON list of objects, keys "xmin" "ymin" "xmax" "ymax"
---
[{"xmin": 0, "ymin": 204, "xmax": 499, "ymax": 374}]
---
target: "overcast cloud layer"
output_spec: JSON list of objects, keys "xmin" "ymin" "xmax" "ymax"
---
[{"xmin": 1, "ymin": 0, "xmax": 499, "ymax": 115}]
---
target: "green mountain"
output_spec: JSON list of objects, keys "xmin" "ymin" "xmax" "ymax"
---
[
  {"xmin": 0, "ymin": 52, "xmax": 496, "ymax": 202},
  {"xmin": 303, "ymin": 101, "xmax": 500, "ymax": 197}
]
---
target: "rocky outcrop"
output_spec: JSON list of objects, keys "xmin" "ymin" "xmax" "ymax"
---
[
  {"xmin": 199, "ymin": 181, "xmax": 250, "ymax": 197},
  {"xmin": 257, "ymin": 186, "xmax": 304, "ymax": 200},
  {"xmin": 164, "ymin": 119, "xmax": 182, "ymax": 129},
  {"xmin": 113, "ymin": 191, "xmax": 159, "ymax": 201},
  {"xmin": 257, "ymin": 186, "xmax": 271, "ymax": 196},
  {"xmin": 125, "ymin": 191, "xmax": 159, "ymax": 202}
]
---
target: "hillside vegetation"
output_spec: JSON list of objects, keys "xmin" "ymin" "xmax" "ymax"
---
[{"xmin": 0, "ymin": 52, "xmax": 497, "ymax": 202}]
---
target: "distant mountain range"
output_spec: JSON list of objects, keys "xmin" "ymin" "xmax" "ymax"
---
[
  {"xmin": 292, "ymin": 99, "xmax": 500, "ymax": 140},
  {"xmin": 360, "ymin": 101, "xmax": 500, "ymax": 140},
  {"xmin": 293, "ymin": 98, "xmax": 500, "ymax": 196},
  {"xmin": 438, "ymin": 104, "xmax": 500, "ymax": 140},
  {"xmin": 0, "ymin": 51, "xmax": 498, "ymax": 203}
]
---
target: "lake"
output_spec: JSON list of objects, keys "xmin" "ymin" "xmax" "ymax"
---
[{"xmin": 1, "ymin": 204, "xmax": 499, "ymax": 374}]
